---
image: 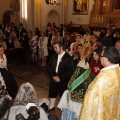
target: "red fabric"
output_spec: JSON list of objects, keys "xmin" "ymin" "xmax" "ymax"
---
[
  {"xmin": 90, "ymin": 60, "xmax": 103, "ymax": 76},
  {"xmin": 72, "ymin": 43, "xmax": 77, "ymax": 52}
]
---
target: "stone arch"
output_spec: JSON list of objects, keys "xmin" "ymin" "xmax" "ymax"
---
[{"xmin": 46, "ymin": 10, "xmax": 60, "ymax": 27}]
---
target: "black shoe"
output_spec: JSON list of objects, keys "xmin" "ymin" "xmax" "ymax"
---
[{"xmin": 49, "ymin": 107, "xmax": 55, "ymax": 111}]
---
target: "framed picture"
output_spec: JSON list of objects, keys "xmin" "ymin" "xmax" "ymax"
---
[{"xmin": 73, "ymin": 0, "xmax": 89, "ymax": 15}]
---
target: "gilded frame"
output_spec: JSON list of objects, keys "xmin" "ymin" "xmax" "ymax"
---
[{"xmin": 73, "ymin": 0, "xmax": 89, "ymax": 15}]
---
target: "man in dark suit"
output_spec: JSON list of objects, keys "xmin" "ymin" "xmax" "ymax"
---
[
  {"xmin": 60, "ymin": 25, "xmax": 67, "ymax": 37},
  {"xmin": 102, "ymin": 29, "xmax": 113, "ymax": 47},
  {"xmin": 46, "ymin": 26, "xmax": 53, "ymax": 63},
  {"xmin": 48, "ymin": 42, "xmax": 74, "ymax": 110},
  {"xmin": 19, "ymin": 23, "xmax": 27, "ymax": 37}
]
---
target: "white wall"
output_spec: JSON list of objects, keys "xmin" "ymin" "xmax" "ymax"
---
[
  {"xmin": 41, "ymin": 0, "xmax": 63, "ymax": 30},
  {"xmin": 67, "ymin": 0, "xmax": 94, "ymax": 24}
]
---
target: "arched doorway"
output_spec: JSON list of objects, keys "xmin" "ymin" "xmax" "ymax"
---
[{"xmin": 47, "ymin": 10, "xmax": 60, "ymax": 27}]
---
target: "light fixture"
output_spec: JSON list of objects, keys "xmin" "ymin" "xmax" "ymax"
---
[{"xmin": 46, "ymin": 0, "xmax": 62, "ymax": 6}]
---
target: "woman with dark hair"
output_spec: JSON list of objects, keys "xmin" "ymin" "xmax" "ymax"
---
[
  {"xmin": 19, "ymin": 31, "xmax": 30, "ymax": 63},
  {"xmin": 90, "ymin": 48, "xmax": 103, "ymax": 76},
  {"xmin": 70, "ymin": 34, "xmax": 83, "ymax": 55}
]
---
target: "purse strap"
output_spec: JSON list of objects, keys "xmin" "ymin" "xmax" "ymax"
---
[{"xmin": 6, "ymin": 108, "xmax": 10, "ymax": 120}]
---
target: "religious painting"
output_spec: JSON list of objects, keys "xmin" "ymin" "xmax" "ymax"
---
[{"xmin": 73, "ymin": 0, "xmax": 89, "ymax": 15}]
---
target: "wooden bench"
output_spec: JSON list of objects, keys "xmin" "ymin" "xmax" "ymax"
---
[{"xmin": 4, "ymin": 48, "xmax": 23, "ymax": 64}]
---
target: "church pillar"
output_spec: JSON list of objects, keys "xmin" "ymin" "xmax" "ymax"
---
[
  {"xmin": 27, "ymin": 0, "xmax": 34, "ymax": 30},
  {"xmin": 20, "ymin": 0, "xmax": 32, "ymax": 30}
]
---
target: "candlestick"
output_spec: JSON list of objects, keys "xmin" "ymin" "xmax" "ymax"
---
[{"xmin": 98, "ymin": 15, "xmax": 100, "ymax": 23}]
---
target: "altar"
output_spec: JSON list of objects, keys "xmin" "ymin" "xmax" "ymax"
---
[{"xmin": 89, "ymin": 0, "xmax": 120, "ymax": 29}]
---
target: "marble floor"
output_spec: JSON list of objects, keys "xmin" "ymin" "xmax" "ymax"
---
[{"xmin": 8, "ymin": 61, "xmax": 61, "ymax": 120}]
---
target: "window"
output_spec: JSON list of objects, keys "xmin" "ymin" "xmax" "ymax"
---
[{"xmin": 22, "ymin": 0, "xmax": 27, "ymax": 19}]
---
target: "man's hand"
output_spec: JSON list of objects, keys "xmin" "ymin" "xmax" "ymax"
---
[
  {"xmin": 53, "ymin": 76, "xmax": 60, "ymax": 82},
  {"xmin": 7, "ymin": 95, "xmax": 12, "ymax": 100}
]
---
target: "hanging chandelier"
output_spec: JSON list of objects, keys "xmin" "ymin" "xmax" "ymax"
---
[{"xmin": 46, "ymin": 0, "xmax": 62, "ymax": 6}]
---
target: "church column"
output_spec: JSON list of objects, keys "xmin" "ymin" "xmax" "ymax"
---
[
  {"xmin": 34, "ymin": 0, "xmax": 42, "ymax": 30},
  {"xmin": 27, "ymin": 0, "xmax": 34, "ymax": 30},
  {"xmin": 20, "ymin": 0, "xmax": 28, "ymax": 29}
]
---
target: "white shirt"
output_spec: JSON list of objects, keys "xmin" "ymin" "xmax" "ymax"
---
[{"xmin": 56, "ymin": 51, "xmax": 65, "ymax": 72}]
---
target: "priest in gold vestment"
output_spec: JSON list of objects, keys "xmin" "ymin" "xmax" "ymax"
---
[{"xmin": 79, "ymin": 46, "xmax": 120, "ymax": 120}]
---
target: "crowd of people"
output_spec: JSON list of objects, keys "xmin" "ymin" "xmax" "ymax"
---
[{"xmin": 0, "ymin": 21, "xmax": 120, "ymax": 120}]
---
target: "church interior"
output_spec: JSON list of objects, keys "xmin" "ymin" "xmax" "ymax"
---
[{"xmin": 0, "ymin": 0, "xmax": 120, "ymax": 120}]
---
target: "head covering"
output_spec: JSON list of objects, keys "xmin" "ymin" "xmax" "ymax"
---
[{"xmin": 80, "ymin": 43, "xmax": 92, "ymax": 61}]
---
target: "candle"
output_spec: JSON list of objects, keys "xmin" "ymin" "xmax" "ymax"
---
[{"xmin": 98, "ymin": 15, "xmax": 100, "ymax": 23}]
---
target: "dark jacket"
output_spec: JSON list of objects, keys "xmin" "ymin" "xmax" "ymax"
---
[
  {"xmin": 102, "ymin": 34, "xmax": 113, "ymax": 46},
  {"xmin": 48, "ymin": 52, "xmax": 74, "ymax": 83}
]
